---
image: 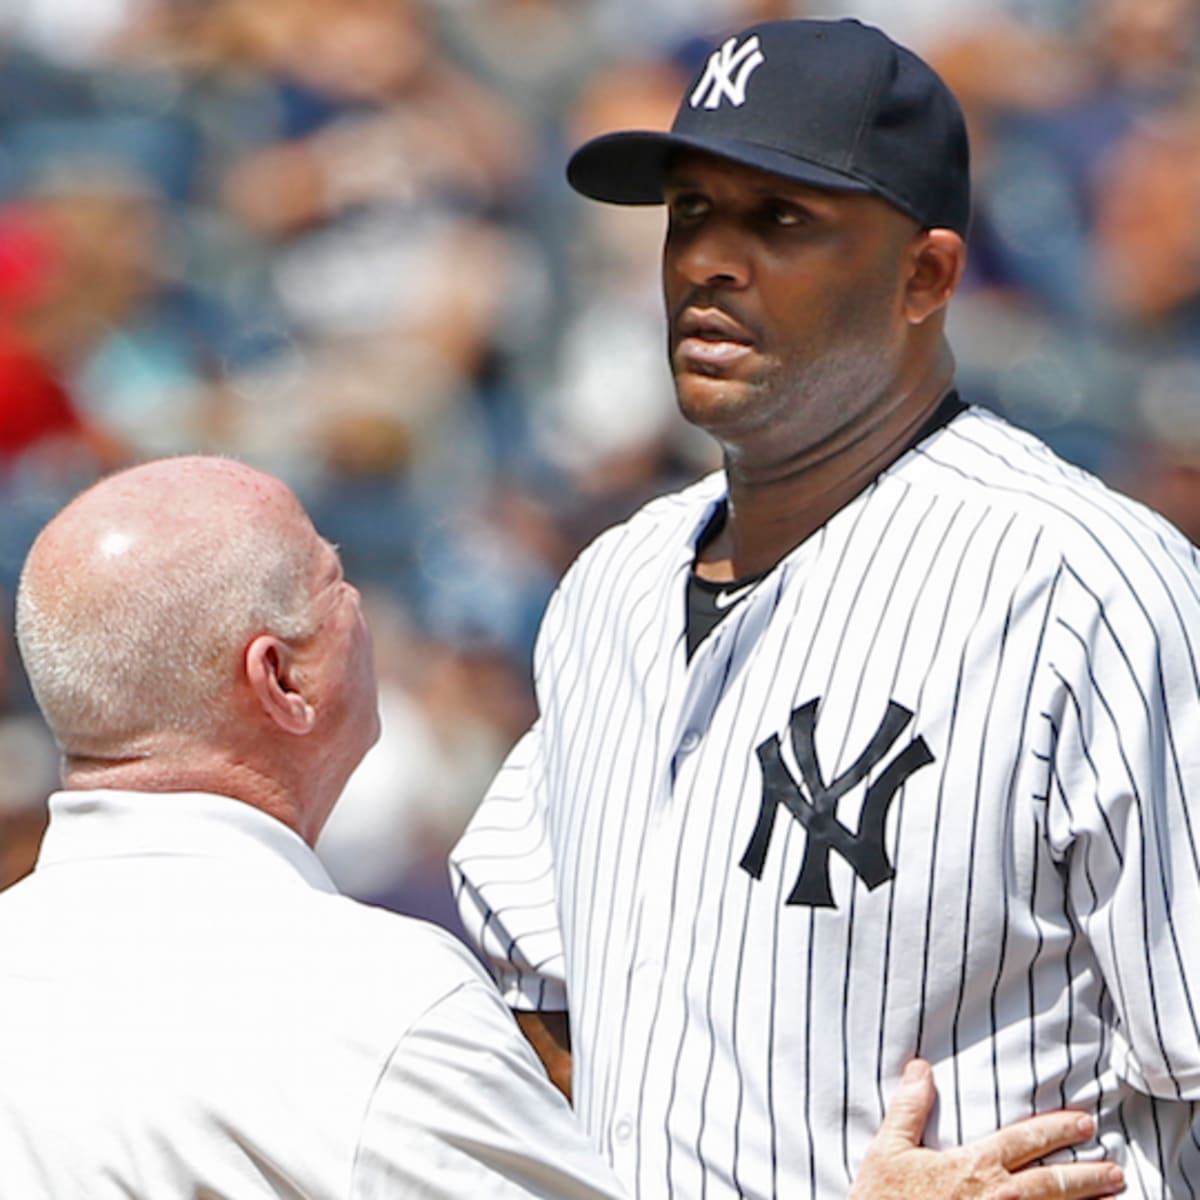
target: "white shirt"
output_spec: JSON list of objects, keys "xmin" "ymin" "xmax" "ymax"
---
[
  {"xmin": 452, "ymin": 407, "xmax": 1200, "ymax": 1198},
  {"xmin": 0, "ymin": 788, "xmax": 623, "ymax": 1199}
]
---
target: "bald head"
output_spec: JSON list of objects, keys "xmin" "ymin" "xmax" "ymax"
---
[{"xmin": 16, "ymin": 458, "xmax": 322, "ymax": 758}]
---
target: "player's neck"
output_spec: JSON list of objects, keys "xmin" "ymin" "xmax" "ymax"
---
[
  {"xmin": 697, "ymin": 461, "xmax": 880, "ymax": 582},
  {"xmin": 697, "ymin": 384, "xmax": 954, "ymax": 582}
]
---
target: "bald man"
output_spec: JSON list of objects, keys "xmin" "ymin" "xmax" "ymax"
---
[{"xmin": 0, "ymin": 457, "xmax": 622, "ymax": 1199}]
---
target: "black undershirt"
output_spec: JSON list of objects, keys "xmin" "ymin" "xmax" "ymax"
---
[{"xmin": 685, "ymin": 391, "xmax": 967, "ymax": 660}]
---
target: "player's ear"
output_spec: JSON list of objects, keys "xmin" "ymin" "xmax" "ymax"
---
[
  {"xmin": 903, "ymin": 228, "xmax": 966, "ymax": 325},
  {"xmin": 245, "ymin": 634, "xmax": 316, "ymax": 735}
]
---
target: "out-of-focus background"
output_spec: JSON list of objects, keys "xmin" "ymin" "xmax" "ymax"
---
[{"xmin": 2, "ymin": 0, "xmax": 1199, "ymax": 931}]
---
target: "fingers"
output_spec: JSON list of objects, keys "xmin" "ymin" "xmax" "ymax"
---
[
  {"xmin": 858, "ymin": 1069, "xmax": 1125, "ymax": 1200},
  {"xmin": 1006, "ymin": 1161, "xmax": 1125, "ymax": 1199},
  {"xmin": 873, "ymin": 1059, "xmax": 937, "ymax": 1151},
  {"xmin": 983, "ymin": 1112, "xmax": 1125, "ymax": 1200},
  {"xmin": 986, "ymin": 1111, "xmax": 1098, "ymax": 1171}
]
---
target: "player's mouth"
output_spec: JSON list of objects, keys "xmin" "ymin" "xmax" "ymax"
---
[{"xmin": 673, "ymin": 307, "xmax": 757, "ymax": 374}]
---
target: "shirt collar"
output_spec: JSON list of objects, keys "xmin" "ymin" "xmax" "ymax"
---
[{"xmin": 35, "ymin": 789, "xmax": 339, "ymax": 896}]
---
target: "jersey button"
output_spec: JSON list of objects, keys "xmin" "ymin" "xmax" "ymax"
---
[
  {"xmin": 679, "ymin": 730, "xmax": 701, "ymax": 753},
  {"xmin": 614, "ymin": 1117, "xmax": 634, "ymax": 1144}
]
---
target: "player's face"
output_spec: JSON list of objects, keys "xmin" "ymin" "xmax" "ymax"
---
[{"xmin": 662, "ymin": 151, "xmax": 921, "ymax": 465}]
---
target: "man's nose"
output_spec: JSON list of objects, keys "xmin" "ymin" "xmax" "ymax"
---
[{"xmin": 667, "ymin": 220, "xmax": 751, "ymax": 289}]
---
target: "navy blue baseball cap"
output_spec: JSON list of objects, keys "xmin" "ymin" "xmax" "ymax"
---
[{"xmin": 566, "ymin": 19, "xmax": 971, "ymax": 236}]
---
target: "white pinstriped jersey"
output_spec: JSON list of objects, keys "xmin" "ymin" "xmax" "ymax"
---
[{"xmin": 451, "ymin": 405, "xmax": 1200, "ymax": 1199}]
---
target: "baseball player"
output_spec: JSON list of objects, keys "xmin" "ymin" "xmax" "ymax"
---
[{"xmin": 452, "ymin": 18, "xmax": 1200, "ymax": 1199}]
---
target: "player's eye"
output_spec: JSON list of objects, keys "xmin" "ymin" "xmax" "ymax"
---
[
  {"xmin": 764, "ymin": 200, "xmax": 807, "ymax": 227},
  {"xmin": 667, "ymin": 192, "xmax": 710, "ymax": 221}
]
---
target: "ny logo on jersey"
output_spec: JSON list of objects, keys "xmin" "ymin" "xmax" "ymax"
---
[
  {"xmin": 690, "ymin": 35, "xmax": 766, "ymax": 110},
  {"xmin": 740, "ymin": 699, "xmax": 934, "ymax": 908}
]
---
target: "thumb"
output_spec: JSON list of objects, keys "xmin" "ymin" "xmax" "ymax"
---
[{"xmin": 874, "ymin": 1059, "xmax": 935, "ymax": 1152}]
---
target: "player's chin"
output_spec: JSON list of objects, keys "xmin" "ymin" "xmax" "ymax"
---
[{"xmin": 674, "ymin": 361, "xmax": 757, "ymax": 410}]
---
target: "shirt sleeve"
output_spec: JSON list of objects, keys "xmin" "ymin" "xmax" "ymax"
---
[
  {"xmin": 1045, "ymin": 550, "xmax": 1200, "ymax": 1100},
  {"xmin": 352, "ymin": 971, "xmax": 623, "ymax": 1199},
  {"xmin": 450, "ymin": 724, "xmax": 568, "ymax": 1011}
]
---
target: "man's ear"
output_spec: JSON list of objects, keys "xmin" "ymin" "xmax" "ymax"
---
[
  {"xmin": 245, "ymin": 634, "xmax": 316, "ymax": 735},
  {"xmin": 903, "ymin": 228, "xmax": 966, "ymax": 325}
]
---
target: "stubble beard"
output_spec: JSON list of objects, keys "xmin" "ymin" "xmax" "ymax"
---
[{"xmin": 674, "ymin": 332, "xmax": 901, "ymax": 476}]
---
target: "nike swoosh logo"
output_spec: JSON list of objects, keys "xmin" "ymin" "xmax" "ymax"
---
[{"xmin": 714, "ymin": 582, "xmax": 757, "ymax": 610}]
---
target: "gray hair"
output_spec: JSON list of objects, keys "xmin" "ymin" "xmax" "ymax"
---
[{"xmin": 16, "ymin": 508, "xmax": 319, "ymax": 748}]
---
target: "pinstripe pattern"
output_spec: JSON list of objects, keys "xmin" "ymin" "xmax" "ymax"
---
[{"xmin": 451, "ymin": 406, "xmax": 1200, "ymax": 1199}]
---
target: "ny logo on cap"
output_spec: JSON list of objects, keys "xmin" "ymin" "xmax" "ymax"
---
[{"xmin": 690, "ymin": 34, "xmax": 765, "ymax": 110}]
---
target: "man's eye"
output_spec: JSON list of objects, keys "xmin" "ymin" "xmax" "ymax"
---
[
  {"xmin": 767, "ymin": 202, "xmax": 804, "ymax": 227},
  {"xmin": 669, "ymin": 194, "xmax": 709, "ymax": 220}
]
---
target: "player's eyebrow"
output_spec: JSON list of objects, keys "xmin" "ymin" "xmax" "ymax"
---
[{"xmin": 663, "ymin": 170, "xmax": 833, "ymax": 211}]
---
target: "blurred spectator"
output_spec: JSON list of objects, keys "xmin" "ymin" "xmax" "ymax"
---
[
  {"xmin": 1110, "ymin": 357, "xmax": 1200, "ymax": 545},
  {"xmin": 1092, "ymin": 98, "xmax": 1200, "ymax": 341},
  {"xmin": 1116, "ymin": 438, "xmax": 1200, "ymax": 547},
  {"xmin": 0, "ymin": 201, "xmax": 124, "ymax": 470},
  {"xmin": 21, "ymin": 162, "xmax": 233, "ymax": 459},
  {"xmin": 889, "ymin": 0, "xmax": 1200, "ymax": 470},
  {"xmin": 215, "ymin": 0, "xmax": 533, "ymax": 236}
]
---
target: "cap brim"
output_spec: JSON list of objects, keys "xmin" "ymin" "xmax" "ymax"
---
[{"xmin": 566, "ymin": 130, "xmax": 874, "ymax": 205}]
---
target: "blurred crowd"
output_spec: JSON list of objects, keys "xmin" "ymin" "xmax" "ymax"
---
[{"xmin": 2, "ymin": 0, "xmax": 1199, "ymax": 927}]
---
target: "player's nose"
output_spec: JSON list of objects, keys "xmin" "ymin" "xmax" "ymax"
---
[{"xmin": 666, "ymin": 219, "xmax": 752, "ymax": 290}]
